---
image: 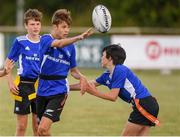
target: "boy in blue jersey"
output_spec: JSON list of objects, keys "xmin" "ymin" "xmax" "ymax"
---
[
  {"xmin": 6, "ymin": 9, "xmax": 42, "ymax": 136},
  {"xmin": 71, "ymin": 44, "xmax": 160, "ymax": 136},
  {"xmin": 37, "ymin": 9, "xmax": 93, "ymax": 136}
]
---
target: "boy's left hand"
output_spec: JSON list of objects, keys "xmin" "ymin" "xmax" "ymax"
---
[{"xmin": 79, "ymin": 28, "xmax": 94, "ymax": 40}]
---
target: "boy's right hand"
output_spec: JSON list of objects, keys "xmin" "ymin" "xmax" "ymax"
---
[
  {"xmin": 8, "ymin": 81, "xmax": 19, "ymax": 95},
  {"xmin": 80, "ymin": 80, "xmax": 97, "ymax": 95},
  {"xmin": 85, "ymin": 82, "xmax": 97, "ymax": 94},
  {"xmin": 4, "ymin": 60, "xmax": 15, "ymax": 75},
  {"xmin": 80, "ymin": 76, "xmax": 88, "ymax": 95}
]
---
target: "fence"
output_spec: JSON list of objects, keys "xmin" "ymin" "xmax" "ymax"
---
[{"xmin": 1, "ymin": 26, "xmax": 180, "ymax": 69}]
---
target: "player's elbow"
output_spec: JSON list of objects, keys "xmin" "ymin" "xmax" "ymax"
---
[
  {"xmin": 109, "ymin": 96, "xmax": 118, "ymax": 102},
  {"xmin": 52, "ymin": 40, "xmax": 63, "ymax": 48}
]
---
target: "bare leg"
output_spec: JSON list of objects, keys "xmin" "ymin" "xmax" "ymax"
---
[
  {"xmin": 15, "ymin": 114, "xmax": 28, "ymax": 136},
  {"xmin": 121, "ymin": 121, "xmax": 149, "ymax": 136},
  {"xmin": 138, "ymin": 126, "xmax": 150, "ymax": 136},
  {"xmin": 32, "ymin": 113, "xmax": 38, "ymax": 136},
  {"xmin": 38, "ymin": 116, "xmax": 53, "ymax": 136}
]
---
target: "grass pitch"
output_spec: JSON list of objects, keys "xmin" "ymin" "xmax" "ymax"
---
[{"xmin": 0, "ymin": 68, "xmax": 180, "ymax": 136}]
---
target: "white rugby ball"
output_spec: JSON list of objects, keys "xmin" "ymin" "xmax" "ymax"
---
[{"xmin": 92, "ymin": 5, "xmax": 112, "ymax": 33}]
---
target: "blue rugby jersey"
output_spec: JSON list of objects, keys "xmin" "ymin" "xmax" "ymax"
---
[
  {"xmin": 37, "ymin": 34, "xmax": 76, "ymax": 96},
  {"xmin": 96, "ymin": 65, "xmax": 151, "ymax": 103},
  {"xmin": 8, "ymin": 35, "xmax": 40, "ymax": 79}
]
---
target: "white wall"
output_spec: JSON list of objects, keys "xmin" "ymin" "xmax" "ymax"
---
[
  {"xmin": 111, "ymin": 35, "xmax": 180, "ymax": 69},
  {"xmin": 0, "ymin": 33, "xmax": 5, "ymax": 68}
]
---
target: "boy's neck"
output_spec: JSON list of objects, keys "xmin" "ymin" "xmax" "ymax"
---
[
  {"xmin": 27, "ymin": 34, "xmax": 40, "ymax": 42},
  {"xmin": 51, "ymin": 32, "xmax": 58, "ymax": 39},
  {"xmin": 51, "ymin": 29, "xmax": 61, "ymax": 39},
  {"xmin": 107, "ymin": 64, "xmax": 115, "ymax": 74}
]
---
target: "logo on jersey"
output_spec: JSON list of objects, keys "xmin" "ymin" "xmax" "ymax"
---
[
  {"xmin": 47, "ymin": 55, "xmax": 70, "ymax": 65},
  {"xmin": 25, "ymin": 46, "xmax": 30, "ymax": 51},
  {"xmin": 106, "ymin": 80, "xmax": 110, "ymax": 85},
  {"xmin": 44, "ymin": 109, "xmax": 54, "ymax": 117},
  {"xmin": 59, "ymin": 54, "xmax": 63, "ymax": 59},
  {"xmin": 25, "ymin": 53, "xmax": 40, "ymax": 61},
  {"xmin": 46, "ymin": 109, "xmax": 54, "ymax": 113}
]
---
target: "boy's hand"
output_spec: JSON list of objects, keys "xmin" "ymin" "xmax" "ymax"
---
[
  {"xmin": 4, "ymin": 60, "xmax": 15, "ymax": 74},
  {"xmin": 80, "ymin": 76, "xmax": 88, "ymax": 95},
  {"xmin": 8, "ymin": 81, "xmax": 19, "ymax": 95},
  {"xmin": 80, "ymin": 78, "xmax": 98, "ymax": 95},
  {"xmin": 85, "ymin": 82, "xmax": 97, "ymax": 94},
  {"xmin": 78, "ymin": 28, "xmax": 94, "ymax": 40}
]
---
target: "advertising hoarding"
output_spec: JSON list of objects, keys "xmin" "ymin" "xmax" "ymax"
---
[{"xmin": 111, "ymin": 35, "xmax": 180, "ymax": 69}]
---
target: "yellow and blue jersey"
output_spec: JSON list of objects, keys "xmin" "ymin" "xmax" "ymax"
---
[
  {"xmin": 96, "ymin": 65, "xmax": 151, "ymax": 103},
  {"xmin": 8, "ymin": 35, "xmax": 40, "ymax": 79},
  {"xmin": 37, "ymin": 34, "xmax": 76, "ymax": 96}
]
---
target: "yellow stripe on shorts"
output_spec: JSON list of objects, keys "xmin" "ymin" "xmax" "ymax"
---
[
  {"xmin": 28, "ymin": 93, "xmax": 36, "ymax": 100},
  {"xmin": 14, "ymin": 75, "xmax": 20, "ymax": 86},
  {"xmin": 11, "ymin": 75, "xmax": 38, "ymax": 101},
  {"xmin": 11, "ymin": 94, "xmax": 22, "ymax": 102},
  {"xmin": 10, "ymin": 75, "xmax": 21, "ymax": 101},
  {"xmin": 34, "ymin": 79, "xmax": 39, "ymax": 91}
]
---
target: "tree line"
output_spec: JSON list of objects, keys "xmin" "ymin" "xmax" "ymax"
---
[{"xmin": 1, "ymin": 0, "xmax": 180, "ymax": 27}]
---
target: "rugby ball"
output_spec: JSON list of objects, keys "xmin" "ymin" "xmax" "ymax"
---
[{"xmin": 92, "ymin": 5, "xmax": 112, "ymax": 33}]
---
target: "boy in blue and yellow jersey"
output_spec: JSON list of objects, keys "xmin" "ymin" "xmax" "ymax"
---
[
  {"xmin": 71, "ymin": 44, "xmax": 160, "ymax": 136},
  {"xmin": 36, "ymin": 9, "xmax": 93, "ymax": 136},
  {"xmin": 6, "ymin": 9, "xmax": 42, "ymax": 136}
]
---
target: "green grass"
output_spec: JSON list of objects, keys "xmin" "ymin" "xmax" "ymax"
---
[{"xmin": 0, "ymin": 68, "xmax": 180, "ymax": 136}]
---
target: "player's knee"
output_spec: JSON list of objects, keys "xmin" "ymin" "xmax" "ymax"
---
[
  {"xmin": 17, "ymin": 123, "xmax": 27, "ymax": 132},
  {"xmin": 38, "ymin": 126, "xmax": 48, "ymax": 136}
]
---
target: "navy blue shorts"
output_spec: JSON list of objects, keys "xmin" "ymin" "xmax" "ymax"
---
[
  {"xmin": 36, "ymin": 93, "xmax": 68, "ymax": 123},
  {"xmin": 14, "ymin": 81, "xmax": 36, "ymax": 115},
  {"xmin": 128, "ymin": 96, "xmax": 159, "ymax": 126}
]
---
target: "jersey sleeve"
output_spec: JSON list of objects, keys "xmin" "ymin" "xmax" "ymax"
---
[
  {"xmin": 111, "ymin": 68, "xmax": 126, "ymax": 89},
  {"xmin": 70, "ymin": 45, "xmax": 77, "ymax": 68},
  {"xmin": 40, "ymin": 35, "xmax": 54, "ymax": 55},
  {"xmin": 7, "ymin": 39, "xmax": 21, "ymax": 62},
  {"xmin": 96, "ymin": 73, "xmax": 106, "ymax": 86}
]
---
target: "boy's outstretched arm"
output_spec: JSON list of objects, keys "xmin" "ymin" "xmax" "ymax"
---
[
  {"xmin": 70, "ymin": 67, "xmax": 89, "ymax": 94},
  {"xmin": 85, "ymin": 82, "xmax": 120, "ymax": 102},
  {"xmin": 52, "ymin": 28, "xmax": 94, "ymax": 48}
]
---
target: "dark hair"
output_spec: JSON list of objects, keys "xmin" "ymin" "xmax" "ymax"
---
[
  {"xmin": 102, "ymin": 44, "xmax": 126, "ymax": 65},
  {"xmin": 52, "ymin": 9, "xmax": 72, "ymax": 26},
  {"xmin": 24, "ymin": 9, "xmax": 42, "ymax": 24}
]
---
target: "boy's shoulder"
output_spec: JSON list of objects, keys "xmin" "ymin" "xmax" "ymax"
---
[
  {"xmin": 16, "ymin": 35, "xmax": 27, "ymax": 42},
  {"xmin": 114, "ymin": 64, "xmax": 130, "ymax": 75},
  {"xmin": 116, "ymin": 64, "xmax": 128, "ymax": 70},
  {"xmin": 40, "ymin": 34, "xmax": 54, "ymax": 42},
  {"xmin": 41, "ymin": 34, "xmax": 52, "ymax": 38},
  {"xmin": 42, "ymin": 34, "xmax": 51, "ymax": 36}
]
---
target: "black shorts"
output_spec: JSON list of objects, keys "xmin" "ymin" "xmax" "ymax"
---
[
  {"xmin": 14, "ymin": 81, "xmax": 37, "ymax": 115},
  {"xmin": 128, "ymin": 96, "xmax": 159, "ymax": 126},
  {"xmin": 36, "ymin": 93, "xmax": 68, "ymax": 123}
]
